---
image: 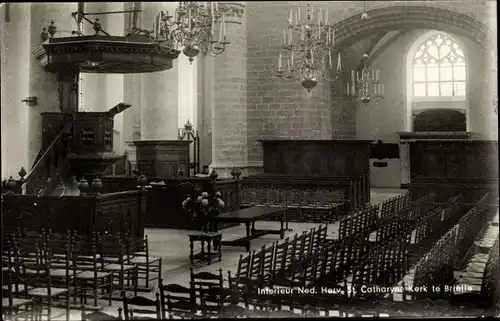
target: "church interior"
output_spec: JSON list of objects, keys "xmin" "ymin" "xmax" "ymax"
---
[{"xmin": 1, "ymin": 1, "xmax": 499, "ymax": 319}]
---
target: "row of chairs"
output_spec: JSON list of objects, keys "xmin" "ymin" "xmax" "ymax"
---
[
  {"xmin": 338, "ymin": 205, "xmax": 379, "ymax": 240},
  {"xmin": 4, "ymin": 229, "xmax": 161, "ymax": 290},
  {"xmin": 3, "ymin": 230, "xmax": 162, "ymax": 320},
  {"xmin": 84, "ymin": 268, "xmax": 247, "ymax": 320},
  {"xmin": 380, "ymin": 193, "xmax": 410, "ymax": 219},
  {"xmin": 229, "ymin": 225, "xmax": 329, "ymax": 290}
]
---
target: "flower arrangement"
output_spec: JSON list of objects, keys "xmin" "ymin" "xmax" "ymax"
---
[{"xmin": 182, "ymin": 189, "xmax": 225, "ymax": 231}]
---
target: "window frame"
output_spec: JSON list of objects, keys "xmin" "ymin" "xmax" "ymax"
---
[{"xmin": 411, "ymin": 33, "xmax": 467, "ymax": 102}]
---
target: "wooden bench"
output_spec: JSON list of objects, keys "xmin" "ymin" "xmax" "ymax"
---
[
  {"xmin": 188, "ymin": 231, "xmax": 223, "ymax": 265},
  {"xmin": 214, "ymin": 207, "xmax": 285, "ymax": 252}
]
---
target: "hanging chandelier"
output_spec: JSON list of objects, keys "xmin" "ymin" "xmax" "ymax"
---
[
  {"xmin": 345, "ymin": 53, "xmax": 384, "ymax": 104},
  {"xmin": 276, "ymin": 2, "xmax": 340, "ymax": 92},
  {"xmin": 146, "ymin": 2, "xmax": 239, "ymax": 64}
]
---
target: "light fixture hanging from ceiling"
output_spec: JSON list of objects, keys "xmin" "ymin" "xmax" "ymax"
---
[
  {"xmin": 345, "ymin": 53, "xmax": 384, "ymax": 104},
  {"xmin": 129, "ymin": 2, "xmax": 244, "ymax": 64},
  {"xmin": 276, "ymin": 1, "xmax": 341, "ymax": 93}
]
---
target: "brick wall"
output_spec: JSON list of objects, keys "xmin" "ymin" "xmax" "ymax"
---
[
  {"xmin": 244, "ymin": 0, "xmax": 495, "ymax": 165},
  {"xmin": 211, "ymin": 5, "xmax": 248, "ymax": 175},
  {"xmin": 246, "ymin": 2, "xmax": 336, "ymax": 164}
]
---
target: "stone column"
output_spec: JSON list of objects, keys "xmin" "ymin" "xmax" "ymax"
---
[
  {"xmin": 199, "ymin": 54, "xmax": 214, "ymax": 172},
  {"xmin": 469, "ymin": 46, "xmax": 496, "ymax": 140},
  {"xmin": 399, "ymin": 141, "xmax": 411, "ymax": 187},
  {"xmin": 140, "ymin": 2, "xmax": 179, "ymax": 141},
  {"xmin": 28, "ymin": 3, "xmax": 78, "ymax": 166},
  {"xmin": 123, "ymin": 2, "xmax": 142, "ymax": 165},
  {"xmin": 80, "ymin": 2, "xmax": 108, "ymax": 112},
  {"xmin": 134, "ymin": 2, "xmax": 187, "ymax": 178},
  {"xmin": 104, "ymin": 2, "xmax": 125, "ymax": 154},
  {"xmin": 1, "ymin": 4, "xmax": 31, "ymax": 177},
  {"xmin": 209, "ymin": 2, "xmax": 248, "ymax": 178}
]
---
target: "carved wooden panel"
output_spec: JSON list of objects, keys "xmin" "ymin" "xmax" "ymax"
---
[
  {"xmin": 259, "ymin": 140, "xmax": 372, "ymax": 176},
  {"xmin": 410, "ymin": 140, "xmax": 498, "ymax": 180},
  {"xmin": 134, "ymin": 141, "xmax": 191, "ymax": 177}
]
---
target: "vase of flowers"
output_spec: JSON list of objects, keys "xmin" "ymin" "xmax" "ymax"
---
[{"xmin": 182, "ymin": 190, "xmax": 225, "ymax": 232}]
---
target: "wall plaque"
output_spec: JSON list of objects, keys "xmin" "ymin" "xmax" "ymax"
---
[
  {"xmin": 104, "ymin": 128, "xmax": 112, "ymax": 148},
  {"xmin": 82, "ymin": 128, "xmax": 95, "ymax": 145}
]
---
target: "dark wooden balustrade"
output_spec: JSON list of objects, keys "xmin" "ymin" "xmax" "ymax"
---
[
  {"xmin": 2, "ymin": 190, "xmax": 146, "ymax": 240},
  {"xmin": 100, "ymin": 176, "xmax": 240, "ymax": 229}
]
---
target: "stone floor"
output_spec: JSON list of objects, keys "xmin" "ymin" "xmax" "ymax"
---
[
  {"xmin": 41, "ymin": 188, "xmax": 407, "ymax": 319},
  {"xmin": 12, "ymin": 188, "xmax": 497, "ymax": 319}
]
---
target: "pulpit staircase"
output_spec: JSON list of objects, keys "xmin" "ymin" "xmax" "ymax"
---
[{"xmin": 23, "ymin": 128, "xmax": 70, "ymax": 196}]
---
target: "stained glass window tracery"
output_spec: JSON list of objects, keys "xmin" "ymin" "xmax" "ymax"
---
[{"xmin": 412, "ymin": 33, "xmax": 466, "ymax": 97}]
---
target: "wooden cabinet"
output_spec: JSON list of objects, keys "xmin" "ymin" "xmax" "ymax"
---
[{"xmin": 134, "ymin": 140, "xmax": 192, "ymax": 178}]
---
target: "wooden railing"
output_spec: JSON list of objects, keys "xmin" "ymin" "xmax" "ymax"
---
[
  {"xmin": 100, "ymin": 176, "xmax": 240, "ymax": 229},
  {"xmin": 23, "ymin": 129, "xmax": 68, "ymax": 195},
  {"xmin": 2, "ymin": 189, "xmax": 146, "ymax": 240}
]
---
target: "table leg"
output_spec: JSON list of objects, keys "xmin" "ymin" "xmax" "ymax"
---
[
  {"xmin": 189, "ymin": 239, "xmax": 194, "ymax": 264},
  {"xmin": 245, "ymin": 222, "xmax": 251, "ymax": 252},
  {"xmin": 207, "ymin": 240, "xmax": 212, "ymax": 265},
  {"xmin": 201, "ymin": 240, "xmax": 206, "ymax": 256},
  {"xmin": 251, "ymin": 222, "xmax": 256, "ymax": 235},
  {"xmin": 217, "ymin": 236, "xmax": 222, "ymax": 262},
  {"xmin": 280, "ymin": 215, "xmax": 285, "ymax": 239}
]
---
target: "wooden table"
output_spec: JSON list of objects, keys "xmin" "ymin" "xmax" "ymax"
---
[
  {"xmin": 214, "ymin": 207, "xmax": 285, "ymax": 252},
  {"xmin": 188, "ymin": 231, "xmax": 223, "ymax": 265}
]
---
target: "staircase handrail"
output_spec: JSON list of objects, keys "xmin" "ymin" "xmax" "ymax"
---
[{"xmin": 24, "ymin": 129, "xmax": 67, "ymax": 195}]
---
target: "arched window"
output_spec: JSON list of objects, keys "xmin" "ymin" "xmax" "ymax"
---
[{"xmin": 412, "ymin": 33, "xmax": 466, "ymax": 98}]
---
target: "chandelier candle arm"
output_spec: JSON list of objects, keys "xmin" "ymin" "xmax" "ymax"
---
[
  {"xmin": 276, "ymin": 1, "xmax": 339, "ymax": 92},
  {"xmin": 222, "ymin": 15, "xmax": 226, "ymax": 38}
]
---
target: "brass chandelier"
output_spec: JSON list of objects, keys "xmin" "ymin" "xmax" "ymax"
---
[
  {"xmin": 277, "ymin": 2, "xmax": 340, "ymax": 92},
  {"xmin": 345, "ymin": 53, "xmax": 384, "ymax": 104},
  {"xmin": 146, "ymin": 2, "xmax": 241, "ymax": 64}
]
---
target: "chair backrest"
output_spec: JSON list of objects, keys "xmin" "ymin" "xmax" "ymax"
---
[
  {"xmin": 249, "ymin": 247, "xmax": 264, "ymax": 279},
  {"xmin": 261, "ymin": 242, "xmax": 276, "ymax": 279},
  {"xmin": 2, "ymin": 267, "xmax": 14, "ymax": 305},
  {"xmin": 122, "ymin": 292, "xmax": 161, "ymax": 320},
  {"xmin": 190, "ymin": 268, "xmax": 223, "ymax": 302},
  {"xmin": 159, "ymin": 280, "xmax": 197, "ymax": 318},
  {"xmin": 198, "ymin": 287, "xmax": 238, "ymax": 317},
  {"xmin": 272, "ymin": 237, "xmax": 289, "ymax": 274},
  {"xmin": 301, "ymin": 230, "xmax": 313, "ymax": 255},
  {"xmin": 22, "ymin": 247, "xmax": 56, "ymax": 293},
  {"xmin": 235, "ymin": 253, "xmax": 252, "ymax": 279}
]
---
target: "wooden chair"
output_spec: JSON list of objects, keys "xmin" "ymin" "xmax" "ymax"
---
[
  {"xmin": 190, "ymin": 268, "xmax": 223, "ymax": 301},
  {"xmin": 125, "ymin": 235, "xmax": 162, "ymax": 290},
  {"xmin": 72, "ymin": 242, "xmax": 114, "ymax": 308},
  {"xmin": 271, "ymin": 237, "xmax": 289, "ymax": 278},
  {"xmin": 158, "ymin": 280, "xmax": 202, "ymax": 319},
  {"xmin": 301, "ymin": 229, "xmax": 314, "ymax": 256},
  {"xmin": 44, "ymin": 231, "xmax": 73, "ymax": 269},
  {"xmin": 21, "ymin": 247, "xmax": 70, "ymax": 321},
  {"xmin": 227, "ymin": 254, "xmax": 252, "ymax": 291},
  {"xmin": 199, "ymin": 287, "xmax": 246, "ymax": 318},
  {"xmin": 98, "ymin": 234, "xmax": 138, "ymax": 297},
  {"xmin": 261, "ymin": 242, "xmax": 276, "ymax": 285},
  {"xmin": 81, "ymin": 306, "xmax": 123, "ymax": 320},
  {"xmin": 248, "ymin": 247, "xmax": 264, "ymax": 285},
  {"xmin": 2, "ymin": 267, "xmax": 35, "ymax": 321},
  {"xmin": 122, "ymin": 291, "xmax": 161, "ymax": 320},
  {"xmin": 2, "ymin": 245, "xmax": 27, "ymax": 295}
]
